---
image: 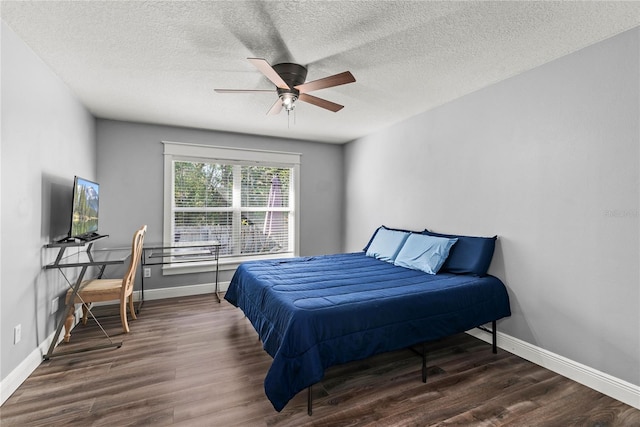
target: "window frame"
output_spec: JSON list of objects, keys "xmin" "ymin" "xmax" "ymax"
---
[{"xmin": 162, "ymin": 141, "xmax": 301, "ymax": 275}]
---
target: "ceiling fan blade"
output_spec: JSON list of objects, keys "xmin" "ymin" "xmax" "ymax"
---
[
  {"xmin": 295, "ymin": 71, "xmax": 355, "ymax": 94},
  {"xmin": 267, "ymin": 98, "xmax": 283, "ymax": 115},
  {"xmin": 214, "ymin": 89, "xmax": 275, "ymax": 93},
  {"xmin": 298, "ymin": 93, "xmax": 344, "ymax": 112},
  {"xmin": 248, "ymin": 58, "xmax": 290, "ymax": 90}
]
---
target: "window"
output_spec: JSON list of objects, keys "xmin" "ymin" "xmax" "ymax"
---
[{"xmin": 163, "ymin": 142, "xmax": 300, "ymax": 270}]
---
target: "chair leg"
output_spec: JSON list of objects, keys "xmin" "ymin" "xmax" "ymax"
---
[
  {"xmin": 128, "ymin": 295, "xmax": 137, "ymax": 320},
  {"xmin": 81, "ymin": 304, "xmax": 89, "ymax": 325},
  {"xmin": 64, "ymin": 305, "xmax": 75, "ymax": 343},
  {"xmin": 120, "ymin": 300, "xmax": 130, "ymax": 333}
]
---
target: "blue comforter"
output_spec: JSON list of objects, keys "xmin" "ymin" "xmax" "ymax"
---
[{"xmin": 224, "ymin": 252, "xmax": 511, "ymax": 411}]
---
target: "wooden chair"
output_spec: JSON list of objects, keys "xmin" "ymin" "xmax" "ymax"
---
[{"xmin": 64, "ymin": 225, "xmax": 147, "ymax": 343}]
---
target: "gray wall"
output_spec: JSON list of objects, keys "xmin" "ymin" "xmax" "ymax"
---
[
  {"xmin": 95, "ymin": 119, "xmax": 344, "ymax": 289},
  {"xmin": 1, "ymin": 21, "xmax": 96, "ymax": 382},
  {"xmin": 344, "ymin": 28, "xmax": 639, "ymax": 386}
]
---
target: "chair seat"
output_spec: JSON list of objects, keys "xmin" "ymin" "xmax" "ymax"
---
[{"xmin": 66, "ymin": 279, "xmax": 124, "ymax": 304}]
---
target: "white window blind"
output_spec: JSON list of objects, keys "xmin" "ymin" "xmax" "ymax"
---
[{"xmin": 163, "ymin": 142, "xmax": 300, "ymax": 265}]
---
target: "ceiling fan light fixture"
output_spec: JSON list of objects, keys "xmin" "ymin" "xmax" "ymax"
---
[{"xmin": 280, "ymin": 93, "xmax": 297, "ymax": 111}]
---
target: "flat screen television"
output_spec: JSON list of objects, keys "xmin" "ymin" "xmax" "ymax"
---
[{"xmin": 68, "ymin": 176, "xmax": 100, "ymax": 240}]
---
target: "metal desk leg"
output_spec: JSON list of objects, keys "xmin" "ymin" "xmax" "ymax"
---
[
  {"xmin": 44, "ymin": 266, "xmax": 88, "ymax": 360},
  {"xmin": 214, "ymin": 253, "xmax": 220, "ymax": 303},
  {"xmin": 44, "ymin": 265, "xmax": 123, "ymax": 360},
  {"xmin": 136, "ymin": 259, "xmax": 144, "ymax": 314}
]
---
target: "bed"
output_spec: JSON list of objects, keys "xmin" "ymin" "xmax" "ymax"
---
[{"xmin": 224, "ymin": 227, "xmax": 511, "ymax": 412}]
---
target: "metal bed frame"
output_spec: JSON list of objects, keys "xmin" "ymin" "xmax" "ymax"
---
[{"xmin": 305, "ymin": 320, "xmax": 498, "ymax": 416}]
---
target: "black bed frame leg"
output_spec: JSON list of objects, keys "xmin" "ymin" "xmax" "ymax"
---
[
  {"xmin": 421, "ymin": 343, "xmax": 427, "ymax": 383},
  {"xmin": 307, "ymin": 385, "xmax": 313, "ymax": 415},
  {"xmin": 492, "ymin": 320, "xmax": 497, "ymax": 354}
]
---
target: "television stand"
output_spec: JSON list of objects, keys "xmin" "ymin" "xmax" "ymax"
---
[{"xmin": 56, "ymin": 234, "xmax": 108, "ymax": 244}]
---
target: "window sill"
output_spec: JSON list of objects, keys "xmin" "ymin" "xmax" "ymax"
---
[{"xmin": 161, "ymin": 252, "xmax": 295, "ymax": 276}]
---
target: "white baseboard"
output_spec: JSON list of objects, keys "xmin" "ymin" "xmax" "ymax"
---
[
  {"xmin": 141, "ymin": 280, "xmax": 229, "ymax": 301},
  {"xmin": 1, "ymin": 342, "xmax": 47, "ymax": 405},
  {"xmin": 466, "ymin": 328, "xmax": 640, "ymax": 410},
  {"xmin": 0, "ymin": 306, "xmax": 83, "ymax": 405}
]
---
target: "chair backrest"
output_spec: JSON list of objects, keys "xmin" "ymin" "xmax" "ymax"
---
[{"xmin": 121, "ymin": 225, "xmax": 147, "ymax": 300}]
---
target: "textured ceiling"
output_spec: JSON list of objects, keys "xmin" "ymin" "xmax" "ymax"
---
[{"xmin": 2, "ymin": 1, "xmax": 639, "ymax": 144}]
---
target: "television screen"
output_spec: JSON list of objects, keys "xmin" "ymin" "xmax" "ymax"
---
[{"xmin": 70, "ymin": 176, "xmax": 100, "ymax": 239}]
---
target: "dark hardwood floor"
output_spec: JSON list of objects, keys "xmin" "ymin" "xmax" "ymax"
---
[{"xmin": 1, "ymin": 294, "xmax": 638, "ymax": 426}]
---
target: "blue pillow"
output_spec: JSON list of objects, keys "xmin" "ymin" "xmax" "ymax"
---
[
  {"xmin": 423, "ymin": 230, "xmax": 497, "ymax": 276},
  {"xmin": 363, "ymin": 225, "xmax": 422, "ymax": 252},
  {"xmin": 394, "ymin": 234, "xmax": 458, "ymax": 274},
  {"xmin": 365, "ymin": 228, "xmax": 410, "ymax": 263}
]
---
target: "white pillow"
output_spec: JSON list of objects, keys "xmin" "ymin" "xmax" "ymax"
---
[
  {"xmin": 394, "ymin": 234, "xmax": 458, "ymax": 274},
  {"xmin": 365, "ymin": 228, "xmax": 410, "ymax": 263}
]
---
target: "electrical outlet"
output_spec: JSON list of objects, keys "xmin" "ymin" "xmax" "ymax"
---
[
  {"xmin": 51, "ymin": 297, "xmax": 59, "ymax": 315},
  {"xmin": 143, "ymin": 268, "xmax": 151, "ymax": 278},
  {"xmin": 14, "ymin": 324, "xmax": 21, "ymax": 344}
]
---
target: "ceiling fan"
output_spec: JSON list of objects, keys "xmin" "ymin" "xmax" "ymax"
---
[{"xmin": 215, "ymin": 58, "xmax": 356, "ymax": 116}]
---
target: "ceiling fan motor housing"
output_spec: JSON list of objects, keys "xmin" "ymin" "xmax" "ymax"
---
[{"xmin": 273, "ymin": 63, "xmax": 308, "ymax": 97}]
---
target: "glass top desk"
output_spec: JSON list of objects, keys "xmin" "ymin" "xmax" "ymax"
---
[
  {"xmin": 44, "ymin": 239, "xmax": 221, "ymax": 359},
  {"xmin": 44, "ymin": 238, "xmax": 131, "ymax": 359}
]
